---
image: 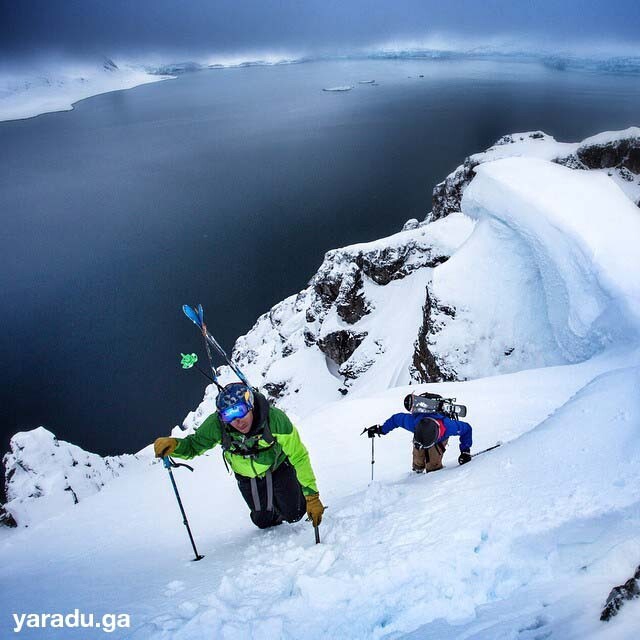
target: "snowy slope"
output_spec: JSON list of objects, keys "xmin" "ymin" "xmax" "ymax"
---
[
  {"xmin": 2, "ymin": 148, "xmax": 640, "ymax": 638},
  {"xmin": 1, "ymin": 355, "xmax": 638, "ymax": 639},
  {"xmin": 430, "ymin": 157, "xmax": 640, "ymax": 377},
  {"xmin": 0, "ymin": 58, "xmax": 171, "ymax": 122},
  {"xmin": 225, "ymin": 129, "xmax": 640, "ymax": 419}
]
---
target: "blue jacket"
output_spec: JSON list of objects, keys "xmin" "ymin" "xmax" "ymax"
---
[{"xmin": 381, "ymin": 412, "xmax": 473, "ymax": 452}]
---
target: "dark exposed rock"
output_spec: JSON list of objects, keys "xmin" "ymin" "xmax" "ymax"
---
[
  {"xmin": 64, "ymin": 485, "xmax": 79, "ymax": 505},
  {"xmin": 619, "ymin": 167, "xmax": 635, "ymax": 182},
  {"xmin": 312, "ymin": 275, "xmax": 342, "ymax": 306},
  {"xmin": 339, "ymin": 357, "xmax": 376, "ymax": 380},
  {"xmin": 412, "ymin": 288, "xmax": 457, "ymax": 383},
  {"xmin": 431, "ymin": 158, "xmax": 480, "ymax": 221},
  {"xmin": 282, "ymin": 343, "xmax": 295, "ymax": 358},
  {"xmin": 0, "ymin": 506, "xmax": 17, "ymax": 527},
  {"xmin": 600, "ymin": 565, "xmax": 640, "ymax": 621},
  {"xmin": 358, "ymin": 245, "xmax": 443, "ymax": 284},
  {"xmin": 337, "ymin": 294, "xmax": 369, "ymax": 324},
  {"xmin": 263, "ymin": 382, "xmax": 287, "ymax": 400},
  {"xmin": 318, "ymin": 331, "xmax": 367, "ymax": 366},
  {"xmin": 335, "ymin": 265, "xmax": 370, "ymax": 324},
  {"xmin": 577, "ymin": 135, "xmax": 640, "ymax": 173},
  {"xmin": 554, "ymin": 154, "xmax": 588, "ymax": 170}
]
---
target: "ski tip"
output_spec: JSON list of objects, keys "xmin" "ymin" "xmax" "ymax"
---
[{"xmin": 182, "ymin": 304, "xmax": 202, "ymax": 327}]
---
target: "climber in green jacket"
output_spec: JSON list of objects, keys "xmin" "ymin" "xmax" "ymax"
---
[{"xmin": 154, "ymin": 382, "xmax": 324, "ymax": 530}]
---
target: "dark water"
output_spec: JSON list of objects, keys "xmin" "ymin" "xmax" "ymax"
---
[{"xmin": 1, "ymin": 58, "xmax": 639, "ymax": 457}]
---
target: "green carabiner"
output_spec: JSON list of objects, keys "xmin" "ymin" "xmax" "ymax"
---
[{"xmin": 180, "ymin": 353, "xmax": 199, "ymax": 370}]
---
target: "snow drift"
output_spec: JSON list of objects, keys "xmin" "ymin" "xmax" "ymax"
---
[{"xmin": 2, "ymin": 427, "xmax": 139, "ymax": 527}]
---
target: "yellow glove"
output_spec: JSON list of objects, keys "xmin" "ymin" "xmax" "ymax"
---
[
  {"xmin": 154, "ymin": 437, "xmax": 178, "ymax": 458},
  {"xmin": 305, "ymin": 494, "xmax": 325, "ymax": 527}
]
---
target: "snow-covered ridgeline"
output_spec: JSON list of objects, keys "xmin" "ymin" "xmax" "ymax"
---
[
  {"xmin": 431, "ymin": 128, "xmax": 640, "ymax": 220},
  {"xmin": 368, "ymin": 47, "xmax": 640, "ymax": 74},
  {"xmin": 221, "ymin": 129, "xmax": 640, "ymax": 418},
  {"xmin": 0, "ymin": 55, "xmax": 305, "ymax": 123},
  {"xmin": 1, "ymin": 427, "xmax": 140, "ymax": 527}
]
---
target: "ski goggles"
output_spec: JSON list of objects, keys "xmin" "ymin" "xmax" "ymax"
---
[{"xmin": 219, "ymin": 401, "xmax": 252, "ymax": 423}]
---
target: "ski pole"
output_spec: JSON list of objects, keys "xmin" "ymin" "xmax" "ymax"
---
[
  {"xmin": 472, "ymin": 441, "xmax": 502, "ymax": 458},
  {"xmin": 163, "ymin": 457, "xmax": 204, "ymax": 561},
  {"xmin": 314, "ymin": 525, "xmax": 320, "ymax": 544},
  {"xmin": 360, "ymin": 427, "xmax": 380, "ymax": 483},
  {"xmin": 370, "ymin": 437, "xmax": 375, "ymax": 483},
  {"xmin": 183, "ymin": 304, "xmax": 251, "ymax": 387}
]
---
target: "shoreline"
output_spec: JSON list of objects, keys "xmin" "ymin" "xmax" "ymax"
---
[
  {"xmin": 2, "ymin": 50, "xmax": 639, "ymax": 124},
  {"xmin": 0, "ymin": 70, "xmax": 174, "ymax": 124}
]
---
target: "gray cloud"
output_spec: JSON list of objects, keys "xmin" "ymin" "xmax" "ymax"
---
[{"xmin": 1, "ymin": 0, "xmax": 639, "ymax": 61}]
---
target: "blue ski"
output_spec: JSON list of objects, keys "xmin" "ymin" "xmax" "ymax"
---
[{"xmin": 182, "ymin": 304, "xmax": 252, "ymax": 387}]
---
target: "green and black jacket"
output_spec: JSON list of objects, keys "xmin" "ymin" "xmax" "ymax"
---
[{"xmin": 172, "ymin": 393, "xmax": 319, "ymax": 496}]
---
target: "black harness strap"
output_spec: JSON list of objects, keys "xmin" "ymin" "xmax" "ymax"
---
[
  {"xmin": 266, "ymin": 470, "xmax": 274, "ymax": 512},
  {"xmin": 250, "ymin": 477, "xmax": 261, "ymax": 511}
]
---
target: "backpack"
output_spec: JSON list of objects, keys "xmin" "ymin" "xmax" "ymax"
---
[{"xmin": 404, "ymin": 392, "xmax": 467, "ymax": 419}]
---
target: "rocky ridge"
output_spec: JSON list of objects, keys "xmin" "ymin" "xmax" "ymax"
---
[
  {"xmin": 229, "ymin": 128, "xmax": 640, "ymax": 413},
  {"xmin": 2, "ymin": 427, "xmax": 139, "ymax": 527}
]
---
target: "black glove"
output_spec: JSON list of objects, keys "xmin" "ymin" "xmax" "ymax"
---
[
  {"xmin": 361, "ymin": 425, "xmax": 382, "ymax": 438},
  {"xmin": 458, "ymin": 451, "xmax": 472, "ymax": 465}
]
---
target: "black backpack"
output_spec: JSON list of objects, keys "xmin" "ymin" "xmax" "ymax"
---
[{"xmin": 404, "ymin": 392, "xmax": 467, "ymax": 419}]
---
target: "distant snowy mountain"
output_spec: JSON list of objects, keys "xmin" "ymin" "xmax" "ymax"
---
[
  {"xmin": 367, "ymin": 47, "xmax": 640, "ymax": 75},
  {"xmin": 1, "ymin": 127, "xmax": 640, "ymax": 637},
  {"xmin": 3, "ymin": 47, "xmax": 640, "ymax": 122},
  {"xmin": 0, "ymin": 57, "xmax": 171, "ymax": 122}
]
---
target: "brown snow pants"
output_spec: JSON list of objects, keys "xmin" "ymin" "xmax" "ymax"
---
[{"xmin": 412, "ymin": 438, "xmax": 448, "ymax": 472}]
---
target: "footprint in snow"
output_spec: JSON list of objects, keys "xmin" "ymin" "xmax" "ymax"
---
[
  {"xmin": 164, "ymin": 580, "xmax": 185, "ymax": 596},
  {"xmin": 474, "ymin": 530, "xmax": 489, "ymax": 553},
  {"xmin": 518, "ymin": 615, "xmax": 551, "ymax": 639}
]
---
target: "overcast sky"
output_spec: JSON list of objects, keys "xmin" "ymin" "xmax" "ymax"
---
[{"xmin": 1, "ymin": 0, "xmax": 639, "ymax": 62}]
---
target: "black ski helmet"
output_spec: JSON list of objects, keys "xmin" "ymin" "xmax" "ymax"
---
[
  {"xmin": 413, "ymin": 418, "xmax": 438, "ymax": 449},
  {"xmin": 216, "ymin": 382, "xmax": 254, "ymax": 413},
  {"xmin": 404, "ymin": 393, "xmax": 414, "ymax": 412}
]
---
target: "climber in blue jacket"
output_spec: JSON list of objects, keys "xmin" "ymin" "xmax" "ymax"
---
[{"xmin": 365, "ymin": 397, "xmax": 473, "ymax": 473}]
